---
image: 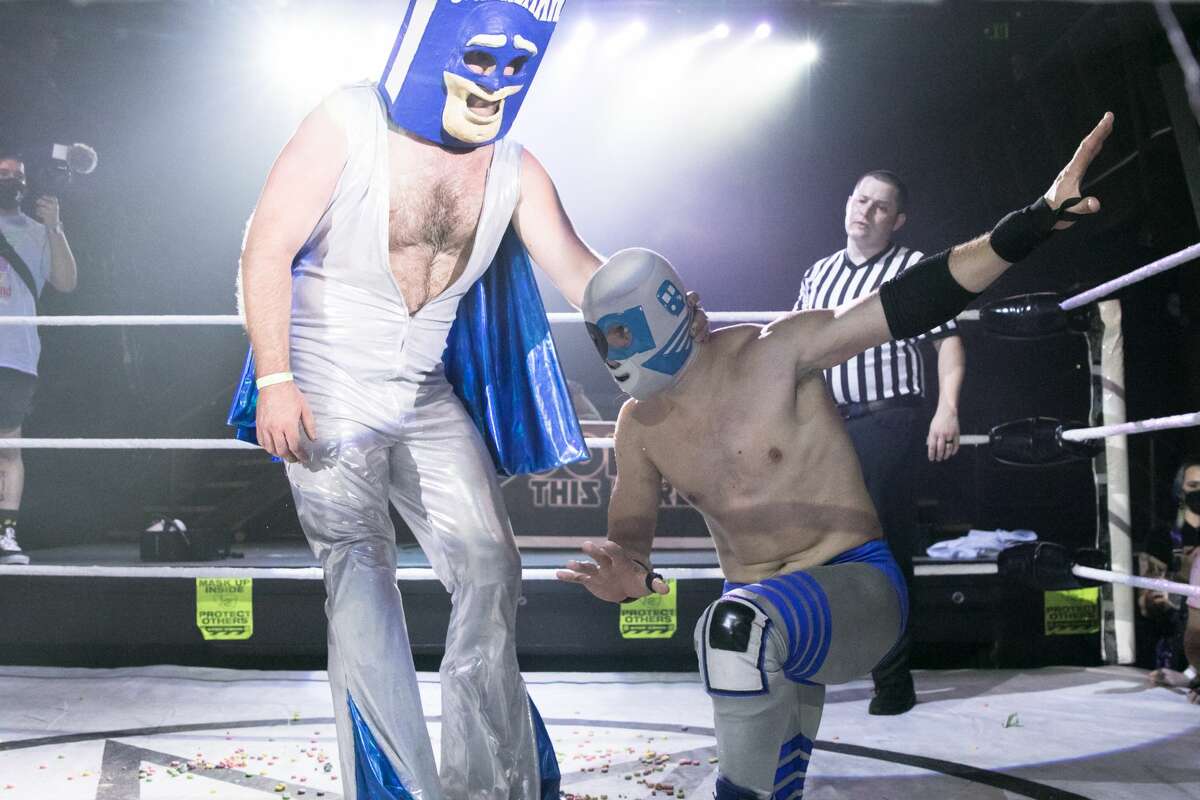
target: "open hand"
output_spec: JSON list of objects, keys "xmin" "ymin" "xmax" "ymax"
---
[
  {"xmin": 256, "ymin": 381, "xmax": 317, "ymax": 463},
  {"xmin": 1043, "ymin": 112, "xmax": 1114, "ymax": 229},
  {"xmin": 556, "ymin": 540, "xmax": 669, "ymax": 603}
]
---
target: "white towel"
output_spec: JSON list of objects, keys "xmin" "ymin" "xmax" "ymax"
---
[{"xmin": 926, "ymin": 529, "xmax": 1038, "ymax": 560}]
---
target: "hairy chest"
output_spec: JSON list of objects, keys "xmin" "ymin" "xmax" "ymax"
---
[
  {"xmin": 385, "ymin": 138, "xmax": 493, "ymax": 310},
  {"xmin": 387, "ymin": 154, "xmax": 489, "ymax": 252}
]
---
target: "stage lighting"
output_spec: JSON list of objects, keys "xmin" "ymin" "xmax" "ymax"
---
[
  {"xmin": 799, "ymin": 40, "xmax": 820, "ymax": 64},
  {"xmin": 603, "ymin": 19, "xmax": 648, "ymax": 56},
  {"xmin": 755, "ymin": 23, "xmax": 773, "ymax": 40},
  {"xmin": 559, "ymin": 18, "xmax": 598, "ymax": 59},
  {"xmin": 713, "ymin": 23, "xmax": 731, "ymax": 40}
]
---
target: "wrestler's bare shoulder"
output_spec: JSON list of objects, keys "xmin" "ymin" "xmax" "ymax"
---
[{"xmin": 519, "ymin": 148, "xmax": 550, "ymax": 189}]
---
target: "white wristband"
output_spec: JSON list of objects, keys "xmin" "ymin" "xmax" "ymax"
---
[
  {"xmin": 1185, "ymin": 666, "xmax": 1197, "ymax": 682},
  {"xmin": 255, "ymin": 372, "xmax": 294, "ymax": 390}
]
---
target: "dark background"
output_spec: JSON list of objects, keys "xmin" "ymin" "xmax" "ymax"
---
[{"xmin": 1, "ymin": 0, "xmax": 1197, "ymax": 555}]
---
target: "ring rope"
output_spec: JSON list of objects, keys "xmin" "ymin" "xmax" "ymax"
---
[
  {"xmin": 1060, "ymin": 241, "xmax": 1200, "ymax": 311},
  {"xmin": 0, "ymin": 564, "xmax": 727, "ymax": 581},
  {"xmin": 2, "ymin": 242, "xmax": 1194, "ymax": 328},
  {"xmin": 0, "ymin": 314, "xmax": 244, "ymax": 327},
  {"xmin": 4, "ymin": 413, "xmax": 1195, "ymax": 453},
  {"xmin": 0, "ymin": 437, "xmax": 620, "ymax": 450},
  {"xmin": 0, "ymin": 563, "xmax": 987, "ymax": 579},
  {"xmin": 1073, "ymin": 563, "xmax": 1200, "ymax": 599},
  {"xmin": 1059, "ymin": 411, "xmax": 1200, "ymax": 442},
  {"xmin": 0, "ymin": 312, "xmax": 785, "ymax": 327}
]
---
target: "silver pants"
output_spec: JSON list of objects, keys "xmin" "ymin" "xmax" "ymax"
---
[
  {"xmin": 287, "ymin": 379, "xmax": 539, "ymax": 800},
  {"xmin": 696, "ymin": 562, "xmax": 903, "ymax": 799}
]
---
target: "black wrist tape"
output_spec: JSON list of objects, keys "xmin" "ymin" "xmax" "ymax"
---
[
  {"xmin": 620, "ymin": 559, "xmax": 663, "ymax": 603},
  {"xmin": 878, "ymin": 249, "xmax": 980, "ymax": 341},
  {"xmin": 645, "ymin": 570, "xmax": 664, "ymax": 593},
  {"xmin": 990, "ymin": 196, "xmax": 1086, "ymax": 263}
]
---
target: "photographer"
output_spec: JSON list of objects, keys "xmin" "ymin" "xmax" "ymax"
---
[{"xmin": 0, "ymin": 151, "xmax": 77, "ymax": 565}]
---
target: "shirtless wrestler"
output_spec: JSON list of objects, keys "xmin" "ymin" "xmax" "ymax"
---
[{"xmin": 558, "ymin": 112, "xmax": 1114, "ymax": 800}]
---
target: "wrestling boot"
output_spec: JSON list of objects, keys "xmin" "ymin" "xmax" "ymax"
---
[
  {"xmin": 869, "ymin": 630, "xmax": 916, "ymax": 715},
  {"xmin": 715, "ymin": 775, "xmax": 766, "ymax": 800},
  {"xmin": 0, "ymin": 524, "xmax": 30, "ymax": 565}
]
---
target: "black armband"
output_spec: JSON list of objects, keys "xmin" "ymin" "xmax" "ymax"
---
[
  {"xmin": 878, "ymin": 249, "xmax": 980, "ymax": 341},
  {"xmin": 990, "ymin": 196, "xmax": 1086, "ymax": 263}
]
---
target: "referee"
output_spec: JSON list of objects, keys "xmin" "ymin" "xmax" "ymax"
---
[{"xmin": 795, "ymin": 170, "xmax": 966, "ymax": 715}]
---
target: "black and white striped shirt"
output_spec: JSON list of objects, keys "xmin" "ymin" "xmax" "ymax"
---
[{"xmin": 794, "ymin": 244, "xmax": 957, "ymax": 405}]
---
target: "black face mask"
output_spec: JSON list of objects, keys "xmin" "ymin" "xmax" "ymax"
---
[
  {"xmin": 1180, "ymin": 520, "xmax": 1200, "ymax": 549},
  {"xmin": 1185, "ymin": 490, "xmax": 1200, "ymax": 516},
  {"xmin": 0, "ymin": 179, "xmax": 23, "ymax": 210}
]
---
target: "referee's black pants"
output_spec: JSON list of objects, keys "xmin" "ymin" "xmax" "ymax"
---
[{"xmin": 841, "ymin": 401, "xmax": 924, "ymax": 692}]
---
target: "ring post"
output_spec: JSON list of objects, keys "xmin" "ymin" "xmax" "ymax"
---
[{"xmin": 1098, "ymin": 300, "xmax": 1135, "ymax": 665}]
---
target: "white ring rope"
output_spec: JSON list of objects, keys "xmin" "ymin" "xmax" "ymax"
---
[
  {"xmin": 6, "ymin": 414, "xmax": 1196, "ymax": 453},
  {"xmin": 0, "ymin": 314, "xmax": 244, "ymax": 327},
  {"xmin": 0, "ymin": 563, "xmax": 984, "ymax": 580},
  {"xmin": 0, "ymin": 437, "xmax": 620, "ymax": 450},
  {"xmin": 0, "ymin": 312, "xmax": 784, "ymax": 327},
  {"xmin": 1073, "ymin": 564, "xmax": 1200, "ymax": 599},
  {"xmin": 0, "ymin": 564, "xmax": 727, "ymax": 581},
  {"xmin": 1059, "ymin": 411, "xmax": 1200, "ymax": 442},
  {"xmin": 2, "ymin": 240, "xmax": 1194, "ymax": 328},
  {"xmin": 1060, "ymin": 241, "xmax": 1200, "ymax": 311},
  {"xmin": 0, "ymin": 438, "xmax": 261, "ymax": 450}
]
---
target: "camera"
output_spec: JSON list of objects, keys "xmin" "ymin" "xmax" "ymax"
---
[{"xmin": 28, "ymin": 142, "xmax": 98, "ymax": 198}]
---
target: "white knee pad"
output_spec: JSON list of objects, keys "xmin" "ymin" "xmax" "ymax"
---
[{"xmin": 694, "ymin": 596, "xmax": 775, "ymax": 696}]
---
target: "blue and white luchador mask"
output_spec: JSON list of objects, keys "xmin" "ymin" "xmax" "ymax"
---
[
  {"xmin": 379, "ymin": 0, "xmax": 564, "ymax": 148},
  {"xmin": 583, "ymin": 249, "xmax": 698, "ymax": 402}
]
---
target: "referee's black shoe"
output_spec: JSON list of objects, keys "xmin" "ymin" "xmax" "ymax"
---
[{"xmin": 868, "ymin": 674, "xmax": 916, "ymax": 715}]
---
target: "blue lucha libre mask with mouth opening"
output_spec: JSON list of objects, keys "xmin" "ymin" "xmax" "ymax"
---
[
  {"xmin": 379, "ymin": 0, "xmax": 564, "ymax": 148},
  {"xmin": 583, "ymin": 249, "xmax": 698, "ymax": 401}
]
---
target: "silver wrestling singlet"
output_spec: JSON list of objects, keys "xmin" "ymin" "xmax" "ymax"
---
[{"xmin": 283, "ymin": 83, "xmax": 539, "ymax": 800}]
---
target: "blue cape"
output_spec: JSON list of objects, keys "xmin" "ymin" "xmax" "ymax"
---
[{"xmin": 227, "ymin": 225, "xmax": 588, "ymax": 477}]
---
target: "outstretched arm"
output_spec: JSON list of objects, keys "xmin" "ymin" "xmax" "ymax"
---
[
  {"xmin": 556, "ymin": 402, "xmax": 669, "ymax": 602},
  {"xmin": 764, "ymin": 113, "xmax": 1114, "ymax": 373},
  {"xmin": 513, "ymin": 149, "xmax": 710, "ymax": 338}
]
